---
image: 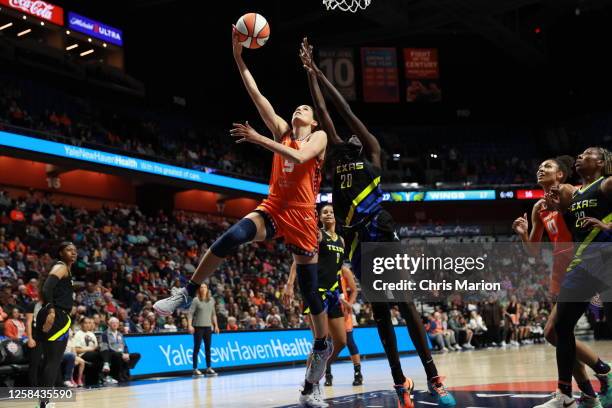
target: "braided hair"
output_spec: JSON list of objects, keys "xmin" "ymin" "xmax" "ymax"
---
[{"xmin": 596, "ymin": 147, "xmax": 612, "ymax": 176}]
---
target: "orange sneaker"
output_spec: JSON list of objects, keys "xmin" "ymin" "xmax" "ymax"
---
[{"xmin": 393, "ymin": 378, "xmax": 415, "ymax": 408}]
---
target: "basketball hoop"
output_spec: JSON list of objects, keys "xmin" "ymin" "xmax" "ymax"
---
[{"xmin": 323, "ymin": 0, "xmax": 371, "ymax": 13}]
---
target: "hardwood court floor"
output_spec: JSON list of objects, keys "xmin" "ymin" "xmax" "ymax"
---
[{"xmin": 7, "ymin": 340, "xmax": 612, "ymax": 408}]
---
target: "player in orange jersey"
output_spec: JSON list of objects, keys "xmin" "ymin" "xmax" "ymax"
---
[
  {"xmin": 513, "ymin": 156, "xmax": 612, "ymax": 406},
  {"xmin": 154, "ymin": 29, "xmax": 332, "ymax": 406}
]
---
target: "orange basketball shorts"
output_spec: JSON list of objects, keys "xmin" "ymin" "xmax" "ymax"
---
[{"xmin": 255, "ymin": 198, "xmax": 318, "ymax": 257}]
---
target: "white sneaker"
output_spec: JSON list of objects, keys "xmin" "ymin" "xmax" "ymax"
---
[
  {"xmin": 102, "ymin": 362, "xmax": 110, "ymax": 373},
  {"xmin": 462, "ymin": 343, "xmax": 475, "ymax": 349},
  {"xmin": 153, "ymin": 287, "xmax": 192, "ymax": 316},
  {"xmin": 312, "ymin": 383, "xmax": 328, "ymax": 407},
  {"xmin": 454, "ymin": 344, "xmax": 462, "ymax": 351},
  {"xmin": 64, "ymin": 380, "xmax": 77, "ymax": 388},
  {"xmin": 305, "ymin": 341, "xmax": 333, "ymax": 384},
  {"xmin": 441, "ymin": 347, "xmax": 449, "ymax": 353},
  {"xmin": 299, "ymin": 390, "xmax": 329, "ymax": 408},
  {"xmin": 533, "ymin": 391, "xmax": 576, "ymax": 408},
  {"xmin": 500, "ymin": 341, "xmax": 507, "ymax": 347},
  {"xmin": 104, "ymin": 375, "xmax": 118, "ymax": 385},
  {"xmin": 511, "ymin": 340, "xmax": 520, "ymax": 346}
]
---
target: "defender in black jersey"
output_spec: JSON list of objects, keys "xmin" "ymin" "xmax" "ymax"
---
[
  {"xmin": 286, "ymin": 204, "xmax": 359, "ymax": 403},
  {"xmin": 37, "ymin": 241, "xmax": 76, "ymax": 408},
  {"xmin": 299, "ymin": 38, "xmax": 456, "ymax": 408},
  {"xmin": 536, "ymin": 147, "xmax": 612, "ymax": 408}
]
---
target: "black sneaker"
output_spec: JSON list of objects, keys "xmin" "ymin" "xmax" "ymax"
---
[
  {"xmin": 324, "ymin": 373, "xmax": 333, "ymax": 387},
  {"xmin": 353, "ymin": 372, "xmax": 363, "ymax": 386}
]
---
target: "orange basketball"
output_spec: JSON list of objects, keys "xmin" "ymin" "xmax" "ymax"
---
[{"xmin": 235, "ymin": 13, "xmax": 270, "ymax": 49}]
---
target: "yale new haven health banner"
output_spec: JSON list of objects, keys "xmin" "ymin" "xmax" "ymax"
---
[
  {"xmin": 361, "ymin": 47, "xmax": 400, "ymax": 103},
  {"xmin": 404, "ymin": 48, "xmax": 442, "ymax": 102},
  {"xmin": 125, "ymin": 326, "xmax": 419, "ymax": 376}
]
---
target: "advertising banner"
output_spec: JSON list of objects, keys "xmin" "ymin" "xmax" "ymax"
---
[
  {"xmin": 67, "ymin": 12, "xmax": 123, "ymax": 46},
  {"xmin": 125, "ymin": 326, "xmax": 419, "ymax": 376},
  {"xmin": 0, "ymin": 0, "xmax": 64, "ymax": 25},
  {"xmin": 0, "ymin": 131, "xmax": 269, "ymax": 195}
]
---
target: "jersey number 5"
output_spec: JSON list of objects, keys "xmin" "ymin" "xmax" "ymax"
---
[
  {"xmin": 283, "ymin": 160, "xmax": 295, "ymax": 173},
  {"xmin": 340, "ymin": 174, "xmax": 353, "ymax": 189}
]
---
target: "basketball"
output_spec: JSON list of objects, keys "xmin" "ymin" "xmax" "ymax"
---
[{"xmin": 235, "ymin": 13, "xmax": 270, "ymax": 49}]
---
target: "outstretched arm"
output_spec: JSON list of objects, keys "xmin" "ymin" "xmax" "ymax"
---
[
  {"xmin": 299, "ymin": 38, "xmax": 342, "ymax": 146},
  {"xmin": 232, "ymin": 26, "xmax": 290, "ymax": 140},
  {"xmin": 310, "ymin": 45, "xmax": 381, "ymax": 167},
  {"xmin": 230, "ymin": 122, "xmax": 327, "ymax": 164}
]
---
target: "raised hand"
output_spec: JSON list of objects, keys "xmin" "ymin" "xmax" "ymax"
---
[
  {"xmin": 230, "ymin": 121, "xmax": 262, "ymax": 144},
  {"xmin": 299, "ymin": 37, "xmax": 317, "ymax": 73},
  {"xmin": 512, "ymin": 213, "xmax": 529, "ymax": 235}
]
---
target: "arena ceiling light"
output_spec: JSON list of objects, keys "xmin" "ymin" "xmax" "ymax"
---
[
  {"xmin": 17, "ymin": 28, "xmax": 31, "ymax": 37},
  {"xmin": 66, "ymin": 43, "xmax": 78, "ymax": 51},
  {"xmin": 80, "ymin": 49, "xmax": 94, "ymax": 56},
  {"xmin": 0, "ymin": 22, "xmax": 12, "ymax": 31}
]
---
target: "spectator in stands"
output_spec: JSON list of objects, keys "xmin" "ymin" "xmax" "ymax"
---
[
  {"xmin": 504, "ymin": 295, "xmax": 521, "ymax": 347},
  {"xmin": 25, "ymin": 292, "xmax": 43, "ymax": 386},
  {"xmin": 163, "ymin": 316, "xmax": 177, "ymax": 332},
  {"xmin": 266, "ymin": 316, "xmax": 282, "ymax": 330},
  {"xmin": 448, "ymin": 312, "xmax": 474, "ymax": 349},
  {"xmin": 140, "ymin": 319, "xmax": 155, "ymax": 334},
  {"xmin": 73, "ymin": 317, "xmax": 106, "ymax": 386},
  {"xmin": 467, "ymin": 310, "xmax": 488, "ymax": 348},
  {"xmin": 0, "ymin": 258, "xmax": 16, "ymax": 281},
  {"xmin": 226, "ymin": 316, "xmax": 239, "ymax": 331},
  {"xmin": 3, "ymin": 307, "xmax": 25, "ymax": 339},
  {"xmin": 62, "ymin": 340, "xmax": 78, "ymax": 388},
  {"xmin": 438, "ymin": 312, "xmax": 462, "ymax": 351},
  {"xmin": 481, "ymin": 296, "xmax": 505, "ymax": 347},
  {"xmin": 265, "ymin": 306, "xmax": 283, "ymax": 328},
  {"xmin": 100, "ymin": 317, "xmax": 141, "ymax": 383},
  {"xmin": 425, "ymin": 314, "xmax": 447, "ymax": 352},
  {"xmin": 25, "ymin": 278, "xmax": 38, "ymax": 300}
]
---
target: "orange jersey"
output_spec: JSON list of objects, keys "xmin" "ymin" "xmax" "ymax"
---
[
  {"xmin": 538, "ymin": 210, "xmax": 573, "ymax": 253},
  {"xmin": 538, "ymin": 209, "xmax": 573, "ymax": 296},
  {"xmin": 267, "ymin": 133, "xmax": 323, "ymax": 208}
]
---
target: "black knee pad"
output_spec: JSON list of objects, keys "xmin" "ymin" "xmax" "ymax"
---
[
  {"xmin": 297, "ymin": 263, "xmax": 324, "ymax": 315},
  {"xmin": 210, "ymin": 218, "xmax": 257, "ymax": 257},
  {"xmin": 346, "ymin": 331, "xmax": 359, "ymax": 356}
]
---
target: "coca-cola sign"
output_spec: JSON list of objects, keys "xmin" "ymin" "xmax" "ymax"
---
[{"xmin": 0, "ymin": 0, "xmax": 64, "ymax": 25}]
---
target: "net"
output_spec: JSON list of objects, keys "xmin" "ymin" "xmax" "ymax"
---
[{"xmin": 323, "ymin": 0, "xmax": 371, "ymax": 13}]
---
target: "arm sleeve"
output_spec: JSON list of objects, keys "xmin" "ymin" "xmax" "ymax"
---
[{"xmin": 42, "ymin": 275, "xmax": 60, "ymax": 306}]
